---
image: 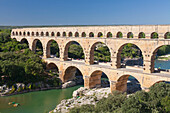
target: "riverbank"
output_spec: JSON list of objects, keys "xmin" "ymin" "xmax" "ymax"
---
[
  {"xmin": 50, "ymin": 87, "xmax": 111, "ymax": 113},
  {"xmin": 157, "ymin": 54, "xmax": 170, "ymax": 61}
]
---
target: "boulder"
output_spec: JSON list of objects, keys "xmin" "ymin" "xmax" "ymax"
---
[{"xmin": 62, "ymin": 81, "xmax": 76, "ymax": 89}]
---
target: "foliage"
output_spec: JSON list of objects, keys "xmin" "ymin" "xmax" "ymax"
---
[
  {"xmin": 69, "ymin": 82, "xmax": 170, "ymax": 113},
  {"xmin": 69, "ymin": 104, "xmax": 95, "ymax": 113},
  {"xmin": 68, "ymin": 44, "xmax": 84, "ymax": 59}
]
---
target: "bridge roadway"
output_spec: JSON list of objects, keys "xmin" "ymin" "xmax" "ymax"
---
[{"xmin": 44, "ymin": 58, "xmax": 170, "ymax": 92}]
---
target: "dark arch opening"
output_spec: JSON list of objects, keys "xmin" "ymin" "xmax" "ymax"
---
[
  {"xmin": 117, "ymin": 43, "xmax": 143, "ymax": 68},
  {"xmin": 82, "ymin": 32, "xmax": 86, "ymax": 37},
  {"xmin": 57, "ymin": 32, "xmax": 60, "ymax": 37},
  {"xmin": 127, "ymin": 32, "xmax": 133, "ymax": 38},
  {"xmin": 138, "ymin": 32, "xmax": 145, "ymax": 38},
  {"xmin": 151, "ymin": 45, "xmax": 170, "ymax": 73},
  {"xmin": 16, "ymin": 32, "xmax": 18, "ymax": 36},
  {"xmin": 116, "ymin": 75, "xmax": 141, "ymax": 94},
  {"xmin": 19, "ymin": 32, "xmax": 22, "ymax": 36},
  {"xmin": 12, "ymin": 32, "xmax": 15, "ymax": 36},
  {"xmin": 46, "ymin": 63, "xmax": 59, "ymax": 77},
  {"xmin": 90, "ymin": 42, "xmax": 111, "ymax": 65},
  {"xmin": 36, "ymin": 32, "xmax": 39, "ymax": 36},
  {"xmin": 107, "ymin": 32, "xmax": 112, "ymax": 38},
  {"xmin": 68, "ymin": 32, "xmax": 73, "ymax": 37},
  {"xmin": 32, "ymin": 39, "xmax": 43, "ymax": 56},
  {"xmin": 164, "ymin": 32, "xmax": 170, "ymax": 39},
  {"xmin": 116, "ymin": 32, "xmax": 123, "ymax": 38},
  {"xmin": 46, "ymin": 40, "xmax": 60, "ymax": 58},
  {"xmin": 21, "ymin": 38, "xmax": 29, "ymax": 48},
  {"xmin": 32, "ymin": 32, "xmax": 34, "ymax": 36},
  {"xmin": 89, "ymin": 70, "xmax": 110, "ymax": 88},
  {"xmin": 64, "ymin": 41, "xmax": 85, "ymax": 61},
  {"xmin": 89, "ymin": 32, "xmax": 94, "ymax": 37},
  {"xmin": 98, "ymin": 32, "xmax": 103, "ymax": 37},
  {"xmin": 46, "ymin": 32, "xmax": 49, "ymax": 36},
  {"xmin": 63, "ymin": 66, "xmax": 84, "ymax": 86},
  {"xmin": 75, "ymin": 32, "xmax": 79, "ymax": 37},
  {"xmin": 23, "ymin": 32, "xmax": 26, "ymax": 36},
  {"xmin": 27, "ymin": 32, "xmax": 30, "ymax": 36},
  {"xmin": 51, "ymin": 32, "xmax": 55, "ymax": 36},
  {"xmin": 63, "ymin": 32, "xmax": 66, "ymax": 37},
  {"xmin": 41, "ymin": 32, "xmax": 44, "ymax": 36},
  {"xmin": 151, "ymin": 32, "xmax": 158, "ymax": 39}
]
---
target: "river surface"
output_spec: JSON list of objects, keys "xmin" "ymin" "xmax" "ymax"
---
[
  {"xmin": 0, "ymin": 60, "xmax": 169, "ymax": 113},
  {"xmin": 0, "ymin": 85, "xmax": 82, "ymax": 113}
]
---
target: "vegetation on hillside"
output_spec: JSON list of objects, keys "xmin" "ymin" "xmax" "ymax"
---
[{"xmin": 69, "ymin": 82, "xmax": 170, "ymax": 113}]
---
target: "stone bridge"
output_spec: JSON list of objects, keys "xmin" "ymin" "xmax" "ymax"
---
[{"xmin": 11, "ymin": 25, "xmax": 170, "ymax": 92}]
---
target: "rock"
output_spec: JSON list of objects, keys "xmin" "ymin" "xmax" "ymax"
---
[
  {"xmin": 62, "ymin": 81, "xmax": 76, "ymax": 89},
  {"xmin": 54, "ymin": 87, "xmax": 111, "ymax": 113}
]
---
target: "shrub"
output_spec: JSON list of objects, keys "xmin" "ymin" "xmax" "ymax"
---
[{"xmin": 69, "ymin": 104, "xmax": 95, "ymax": 113}]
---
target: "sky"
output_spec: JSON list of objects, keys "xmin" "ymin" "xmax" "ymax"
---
[{"xmin": 0, "ymin": 0, "xmax": 170, "ymax": 26}]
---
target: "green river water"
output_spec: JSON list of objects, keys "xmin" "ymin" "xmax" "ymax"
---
[{"xmin": 0, "ymin": 85, "xmax": 82, "ymax": 113}]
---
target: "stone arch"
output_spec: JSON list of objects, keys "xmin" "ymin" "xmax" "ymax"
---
[
  {"xmin": 21, "ymin": 38, "xmax": 29, "ymax": 47},
  {"xmin": 150, "ymin": 44, "xmax": 170, "ymax": 72},
  {"xmin": 63, "ymin": 66, "xmax": 84, "ymax": 83},
  {"xmin": 32, "ymin": 39, "xmax": 43, "ymax": 54},
  {"xmin": 46, "ymin": 32, "xmax": 49, "ymax": 36},
  {"xmin": 23, "ymin": 32, "xmax": 26, "ymax": 36},
  {"xmin": 164, "ymin": 32, "xmax": 170, "ymax": 39},
  {"xmin": 116, "ymin": 32, "xmax": 123, "ymax": 38},
  {"xmin": 88, "ymin": 70, "xmax": 110, "ymax": 88},
  {"xmin": 75, "ymin": 32, "xmax": 79, "ymax": 37},
  {"xmin": 46, "ymin": 39, "xmax": 60, "ymax": 58},
  {"xmin": 27, "ymin": 32, "xmax": 30, "ymax": 36},
  {"xmin": 151, "ymin": 32, "xmax": 158, "ymax": 39},
  {"xmin": 127, "ymin": 32, "xmax": 133, "ymax": 38},
  {"xmin": 19, "ymin": 31, "xmax": 22, "ymax": 36},
  {"xmin": 63, "ymin": 40, "xmax": 85, "ymax": 61},
  {"xmin": 116, "ymin": 43, "xmax": 143, "ymax": 68},
  {"xmin": 32, "ymin": 32, "xmax": 34, "ymax": 36},
  {"xmin": 51, "ymin": 32, "xmax": 55, "ymax": 36},
  {"xmin": 107, "ymin": 32, "xmax": 112, "ymax": 38},
  {"xmin": 46, "ymin": 62, "xmax": 59, "ymax": 73},
  {"xmin": 12, "ymin": 31, "xmax": 15, "ymax": 36},
  {"xmin": 89, "ymin": 41, "xmax": 111, "ymax": 64},
  {"xmin": 57, "ymin": 32, "xmax": 60, "ymax": 37},
  {"xmin": 68, "ymin": 32, "xmax": 73, "ymax": 37},
  {"xmin": 98, "ymin": 32, "xmax": 103, "ymax": 37},
  {"xmin": 116, "ymin": 75, "xmax": 141, "ymax": 93},
  {"xmin": 36, "ymin": 32, "xmax": 39, "ymax": 36},
  {"xmin": 81, "ymin": 32, "xmax": 86, "ymax": 37},
  {"xmin": 16, "ymin": 32, "xmax": 18, "ymax": 36},
  {"xmin": 41, "ymin": 32, "xmax": 44, "ymax": 36},
  {"xmin": 63, "ymin": 32, "xmax": 66, "ymax": 37},
  {"xmin": 138, "ymin": 32, "xmax": 145, "ymax": 38},
  {"xmin": 89, "ymin": 32, "xmax": 94, "ymax": 37}
]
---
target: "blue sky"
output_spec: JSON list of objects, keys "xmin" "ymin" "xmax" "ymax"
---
[{"xmin": 0, "ymin": 0, "xmax": 170, "ymax": 25}]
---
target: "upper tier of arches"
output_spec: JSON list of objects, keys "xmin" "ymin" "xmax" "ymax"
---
[{"xmin": 12, "ymin": 29, "xmax": 170, "ymax": 39}]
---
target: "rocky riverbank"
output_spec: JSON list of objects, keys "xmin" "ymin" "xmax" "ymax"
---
[
  {"xmin": 0, "ymin": 82, "xmax": 61, "ymax": 96},
  {"xmin": 50, "ymin": 87, "xmax": 111, "ymax": 113}
]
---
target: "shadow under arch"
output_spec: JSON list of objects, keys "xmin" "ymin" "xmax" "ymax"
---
[
  {"xmin": 116, "ymin": 75, "xmax": 141, "ymax": 94},
  {"xmin": 46, "ymin": 39, "xmax": 60, "ymax": 58},
  {"xmin": 32, "ymin": 39, "xmax": 43, "ymax": 55},
  {"xmin": 89, "ymin": 70, "xmax": 110, "ymax": 88},
  {"xmin": 21, "ymin": 38, "xmax": 29, "ymax": 48},
  {"xmin": 63, "ymin": 41, "xmax": 85, "ymax": 61},
  {"xmin": 89, "ymin": 41, "xmax": 111, "ymax": 65},
  {"xmin": 46, "ymin": 62, "xmax": 59, "ymax": 73},
  {"xmin": 116, "ymin": 43, "xmax": 143, "ymax": 68},
  {"xmin": 63, "ymin": 66, "xmax": 84, "ymax": 85}
]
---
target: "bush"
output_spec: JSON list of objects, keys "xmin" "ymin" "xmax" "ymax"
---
[{"xmin": 69, "ymin": 104, "xmax": 95, "ymax": 113}]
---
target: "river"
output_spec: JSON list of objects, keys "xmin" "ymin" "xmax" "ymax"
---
[{"xmin": 0, "ymin": 60, "xmax": 169, "ymax": 113}]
